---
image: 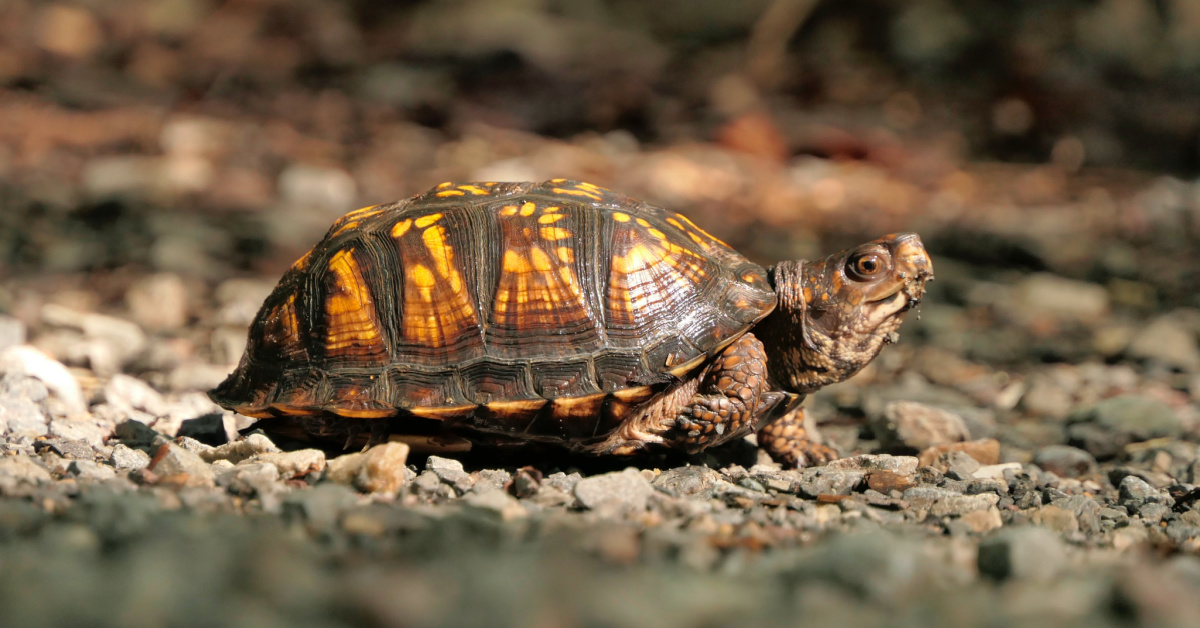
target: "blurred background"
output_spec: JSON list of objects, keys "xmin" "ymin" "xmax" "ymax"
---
[{"xmin": 3, "ymin": 2, "xmax": 1200, "ymax": 625}]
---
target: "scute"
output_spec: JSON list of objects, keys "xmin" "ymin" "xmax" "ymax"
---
[{"xmin": 210, "ymin": 180, "xmax": 778, "ymax": 447}]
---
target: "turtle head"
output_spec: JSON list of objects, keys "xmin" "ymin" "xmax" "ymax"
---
[{"xmin": 760, "ymin": 233, "xmax": 933, "ymax": 393}]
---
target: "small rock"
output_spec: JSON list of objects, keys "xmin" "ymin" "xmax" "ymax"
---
[
  {"xmin": 109, "ymin": 443, "xmax": 151, "ymax": 470},
  {"xmin": 0, "ymin": 454, "xmax": 52, "ymax": 486},
  {"xmin": 200, "ymin": 433, "xmax": 280, "ymax": 464},
  {"xmin": 917, "ymin": 439, "xmax": 1001, "ymax": 467},
  {"xmin": 412, "ymin": 470, "xmax": 442, "ymax": 494},
  {"xmin": 574, "ymin": 468, "xmax": 655, "ymax": 512},
  {"xmin": 103, "ymin": 374, "xmax": 169, "ymax": 417},
  {"xmin": 797, "ymin": 468, "xmax": 866, "ymax": 498},
  {"xmin": 1126, "ymin": 313, "xmax": 1200, "ymax": 372},
  {"xmin": 873, "ymin": 401, "xmax": 969, "ymax": 452},
  {"xmin": 113, "ymin": 419, "xmax": 163, "ymax": 446},
  {"xmin": 175, "ymin": 436, "xmax": 214, "ymax": 456},
  {"xmin": 1008, "ymin": 273, "xmax": 1109, "ymax": 325},
  {"xmin": 1068, "ymin": 396, "xmax": 1181, "ymax": 458},
  {"xmin": 653, "ymin": 465, "xmax": 723, "ymax": 497},
  {"xmin": 1034, "ymin": 445, "xmax": 1096, "ymax": 478},
  {"xmin": 463, "ymin": 489, "xmax": 527, "ymax": 520},
  {"xmin": 176, "ymin": 412, "xmax": 236, "ymax": 446},
  {"xmin": 960, "ymin": 507, "xmax": 1004, "ymax": 533},
  {"xmin": 473, "ymin": 469, "xmax": 511, "ymax": 493},
  {"xmin": 217, "ymin": 462, "xmax": 282, "ymax": 508},
  {"xmin": 0, "ymin": 346, "xmax": 86, "ymax": 415},
  {"xmin": 67, "ymin": 459, "xmax": 116, "ymax": 481},
  {"xmin": 1031, "ymin": 505, "xmax": 1079, "ymax": 534},
  {"xmin": 973, "ymin": 462, "xmax": 1023, "ymax": 480},
  {"xmin": 48, "ymin": 416, "xmax": 109, "ymax": 448},
  {"xmin": 282, "ymin": 483, "xmax": 359, "ymax": 533},
  {"xmin": 825, "ymin": 454, "xmax": 919, "ymax": 476},
  {"xmin": 866, "ymin": 470, "xmax": 916, "ymax": 493},
  {"xmin": 1, "ymin": 386, "xmax": 49, "ymax": 437},
  {"xmin": 426, "ymin": 456, "xmax": 472, "ymax": 491},
  {"xmin": 978, "ymin": 527, "xmax": 1068, "ymax": 581},
  {"xmin": 40, "ymin": 305, "xmax": 147, "ymax": 374},
  {"xmin": 125, "ymin": 273, "xmax": 189, "ymax": 331},
  {"xmin": 147, "ymin": 442, "xmax": 214, "ymax": 486},
  {"xmin": 250, "ymin": 450, "xmax": 326, "ymax": 479},
  {"xmin": 0, "ymin": 315, "xmax": 26, "ymax": 352},
  {"xmin": 34, "ymin": 437, "xmax": 93, "ymax": 460},
  {"xmin": 509, "ymin": 466, "xmax": 542, "ymax": 498},
  {"xmin": 327, "ymin": 442, "xmax": 411, "ymax": 494},
  {"xmin": 1118, "ymin": 475, "xmax": 1174, "ymax": 511}
]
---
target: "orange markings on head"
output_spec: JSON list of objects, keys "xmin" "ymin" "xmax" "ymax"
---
[
  {"xmin": 391, "ymin": 219, "xmax": 413, "ymax": 239},
  {"xmin": 415, "ymin": 213, "xmax": 443, "ymax": 228}
]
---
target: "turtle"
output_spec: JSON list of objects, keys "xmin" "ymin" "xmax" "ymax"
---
[{"xmin": 209, "ymin": 179, "xmax": 933, "ymax": 468}]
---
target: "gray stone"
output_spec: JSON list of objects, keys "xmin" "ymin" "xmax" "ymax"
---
[
  {"xmin": 872, "ymin": 401, "xmax": 969, "ymax": 452},
  {"xmin": 1034, "ymin": 445, "xmax": 1096, "ymax": 478},
  {"xmin": 1, "ymin": 394, "xmax": 48, "ymax": 436},
  {"xmin": 653, "ymin": 466, "xmax": 723, "ymax": 497},
  {"xmin": 1052, "ymin": 494, "xmax": 1103, "ymax": 535},
  {"xmin": 175, "ymin": 436, "xmax": 215, "ymax": 456},
  {"xmin": 217, "ymin": 462, "xmax": 284, "ymax": 511},
  {"xmin": 978, "ymin": 526, "xmax": 1068, "ymax": 581},
  {"xmin": 282, "ymin": 483, "xmax": 359, "ymax": 533},
  {"xmin": 825, "ymin": 454, "xmax": 919, "ymax": 476},
  {"xmin": 473, "ymin": 469, "xmax": 512, "ymax": 494},
  {"xmin": 125, "ymin": 273, "xmax": 188, "ymax": 331},
  {"xmin": 463, "ymin": 489, "xmax": 527, "ymax": 520},
  {"xmin": 327, "ymin": 443, "xmax": 411, "ymax": 494},
  {"xmin": 113, "ymin": 419, "xmax": 163, "ymax": 446},
  {"xmin": 48, "ymin": 416, "xmax": 109, "ymax": 448},
  {"xmin": 1068, "ymin": 395, "xmax": 1181, "ymax": 458},
  {"xmin": 147, "ymin": 443, "xmax": 214, "ymax": 485},
  {"xmin": 943, "ymin": 451, "xmax": 981, "ymax": 480},
  {"xmin": 1031, "ymin": 505, "xmax": 1080, "ymax": 534},
  {"xmin": 0, "ymin": 315, "xmax": 25, "ymax": 352},
  {"xmin": 426, "ymin": 455, "xmax": 473, "ymax": 491},
  {"xmin": 249, "ymin": 449, "xmax": 325, "ymax": 479},
  {"xmin": 40, "ymin": 305, "xmax": 147, "ymax": 375},
  {"xmin": 199, "ymin": 433, "xmax": 280, "ymax": 464},
  {"xmin": 796, "ymin": 468, "xmax": 866, "ymax": 498},
  {"xmin": 1127, "ymin": 313, "xmax": 1200, "ymax": 372},
  {"xmin": 1007, "ymin": 273, "xmax": 1109, "ymax": 325},
  {"xmin": 35, "ymin": 437, "xmax": 93, "ymax": 460},
  {"xmin": 0, "ymin": 454, "xmax": 52, "ymax": 486},
  {"xmin": 574, "ymin": 468, "xmax": 654, "ymax": 512},
  {"xmin": 412, "ymin": 470, "xmax": 443, "ymax": 493},
  {"xmin": 0, "ymin": 345, "xmax": 86, "ymax": 415},
  {"xmin": 1119, "ymin": 475, "xmax": 1174, "ymax": 511},
  {"xmin": 1138, "ymin": 502, "xmax": 1172, "ymax": 525},
  {"xmin": 67, "ymin": 459, "xmax": 117, "ymax": 481},
  {"xmin": 109, "ymin": 443, "xmax": 151, "ymax": 470},
  {"xmin": 103, "ymin": 374, "xmax": 169, "ymax": 417}
]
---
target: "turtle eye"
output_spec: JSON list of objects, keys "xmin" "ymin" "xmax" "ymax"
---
[{"xmin": 846, "ymin": 252, "xmax": 886, "ymax": 281}]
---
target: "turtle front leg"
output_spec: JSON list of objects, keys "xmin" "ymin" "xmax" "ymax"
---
[
  {"xmin": 668, "ymin": 333, "xmax": 784, "ymax": 452},
  {"xmin": 757, "ymin": 406, "xmax": 838, "ymax": 469}
]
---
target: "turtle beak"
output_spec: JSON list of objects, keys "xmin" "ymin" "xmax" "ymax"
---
[{"xmin": 890, "ymin": 232, "xmax": 933, "ymax": 308}]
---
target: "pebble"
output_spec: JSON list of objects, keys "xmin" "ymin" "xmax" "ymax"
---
[
  {"xmin": 463, "ymin": 490, "xmax": 527, "ymax": 520},
  {"xmin": 1067, "ymin": 395, "xmax": 1181, "ymax": 458},
  {"xmin": 103, "ymin": 374, "xmax": 169, "ymax": 418},
  {"xmin": 653, "ymin": 466, "xmax": 723, "ymax": 497},
  {"xmin": 574, "ymin": 468, "xmax": 654, "ymax": 512},
  {"xmin": 1118, "ymin": 476, "xmax": 1174, "ymax": 511},
  {"xmin": 49, "ymin": 416, "xmax": 109, "ymax": 448},
  {"xmin": 973, "ymin": 462, "xmax": 1023, "ymax": 480},
  {"xmin": 0, "ymin": 454, "xmax": 52, "ymax": 487},
  {"xmin": 67, "ymin": 460, "xmax": 116, "ymax": 481},
  {"xmin": 109, "ymin": 443, "xmax": 151, "ymax": 470},
  {"xmin": 176, "ymin": 412, "xmax": 236, "ymax": 446},
  {"xmin": 1033, "ymin": 445, "xmax": 1096, "ymax": 478},
  {"xmin": 125, "ymin": 273, "xmax": 189, "ymax": 332},
  {"xmin": 282, "ymin": 483, "xmax": 359, "ymax": 534},
  {"xmin": 1031, "ymin": 505, "xmax": 1079, "ymax": 534},
  {"xmin": 250, "ymin": 449, "xmax": 326, "ymax": 479},
  {"xmin": 825, "ymin": 454, "xmax": 919, "ymax": 476},
  {"xmin": 977, "ymin": 526, "xmax": 1068, "ymax": 581},
  {"xmin": 796, "ymin": 468, "xmax": 865, "ymax": 498},
  {"xmin": 1, "ymin": 384, "xmax": 49, "ymax": 437},
  {"xmin": 40, "ymin": 305, "xmax": 147, "ymax": 374},
  {"xmin": 917, "ymin": 439, "xmax": 1001, "ymax": 467},
  {"xmin": 326, "ymin": 442, "xmax": 411, "ymax": 494},
  {"xmin": 0, "ymin": 316, "xmax": 26, "ymax": 352},
  {"xmin": 426, "ymin": 456, "xmax": 473, "ymax": 492},
  {"xmin": 1007, "ymin": 273, "xmax": 1109, "ymax": 325},
  {"xmin": 35, "ymin": 437, "xmax": 93, "ymax": 460},
  {"xmin": 147, "ymin": 442, "xmax": 214, "ymax": 486},
  {"xmin": 1126, "ymin": 313, "xmax": 1200, "ymax": 372},
  {"xmin": 0, "ymin": 346, "xmax": 86, "ymax": 415},
  {"xmin": 200, "ymin": 433, "xmax": 280, "ymax": 464},
  {"xmin": 872, "ymin": 401, "xmax": 969, "ymax": 452}
]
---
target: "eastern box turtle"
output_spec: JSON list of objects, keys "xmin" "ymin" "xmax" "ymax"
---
[{"xmin": 210, "ymin": 180, "xmax": 932, "ymax": 467}]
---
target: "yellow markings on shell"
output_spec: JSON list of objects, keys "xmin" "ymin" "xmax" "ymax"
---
[
  {"xmin": 529, "ymin": 247, "xmax": 554, "ymax": 272},
  {"xmin": 576, "ymin": 181, "xmax": 606, "ymax": 192},
  {"xmin": 422, "ymin": 225, "xmax": 464, "ymax": 294},
  {"xmin": 611, "ymin": 243, "xmax": 658, "ymax": 274},
  {"xmin": 556, "ymin": 246, "xmax": 574, "ymax": 263},
  {"xmin": 457, "ymin": 184, "xmax": 490, "ymax": 195},
  {"xmin": 675, "ymin": 213, "xmax": 730, "ymax": 248},
  {"xmin": 552, "ymin": 187, "xmax": 602, "ymax": 201},
  {"xmin": 538, "ymin": 213, "xmax": 565, "ymax": 224},
  {"xmin": 435, "ymin": 189, "xmax": 464, "ymax": 197},
  {"xmin": 325, "ymin": 249, "xmax": 384, "ymax": 354},
  {"xmin": 415, "ymin": 213, "xmax": 443, "ymax": 228},
  {"xmin": 665, "ymin": 217, "xmax": 685, "ymax": 230},
  {"xmin": 502, "ymin": 250, "xmax": 531, "ymax": 273},
  {"xmin": 551, "ymin": 178, "xmax": 566, "ymax": 183},
  {"xmin": 500, "ymin": 205, "xmax": 519, "ymax": 217},
  {"xmin": 612, "ymin": 212, "xmax": 631, "ymax": 223},
  {"xmin": 542, "ymin": 205, "xmax": 561, "ymax": 214},
  {"xmin": 647, "ymin": 228, "xmax": 666, "ymax": 239},
  {"xmin": 291, "ymin": 249, "xmax": 312, "ymax": 271},
  {"xmin": 437, "ymin": 182, "xmax": 454, "ymax": 189},
  {"xmin": 391, "ymin": 219, "xmax": 413, "ymax": 238},
  {"xmin": 410, "ymin": 264, "xmax": 437, "ymax": 289},
  {"xmin": 331, "ymin": 220, "xmax": 359, "ymax": 237},
  {"xmin": 520, "ymin": 202, "xmax": 537, "ymax": 216},
  {"xmin": 635, "ymin": 218, "xmax": 651, "ymax": 228},
  {"xmin": 540, "ymin": 227, "xmax": 572, "ymax": 241}
]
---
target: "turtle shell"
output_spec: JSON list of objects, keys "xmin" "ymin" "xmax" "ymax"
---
[{"xmin": 210, "ymin": 180, "xmax": 777, "ymax": 447}]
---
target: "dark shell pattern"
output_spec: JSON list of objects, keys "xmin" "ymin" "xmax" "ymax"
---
[{"xmin": 210, "ymin": 180, "xmax": 777, "ymax": 445}]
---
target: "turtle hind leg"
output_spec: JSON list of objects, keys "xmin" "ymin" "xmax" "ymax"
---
[
  {"xmin": 757, "ymin": 406, "xmax": 838, "ymax": 469},
  {"xmin": 667, "ymin": 332, "xmax": 775, "ymax": 453}
]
